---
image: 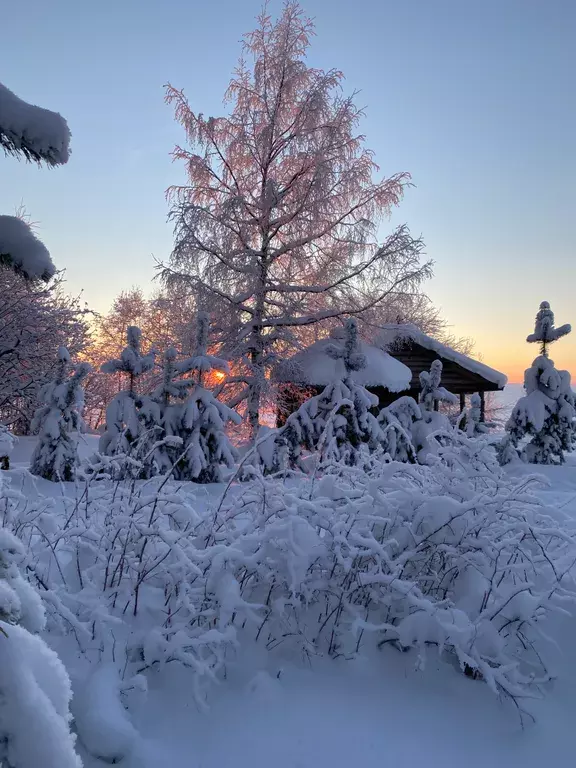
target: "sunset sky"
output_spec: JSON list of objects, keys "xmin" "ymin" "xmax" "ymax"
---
[{"xmin": 1, "ymin": 0, "xmax": 574, "ymax": 383}]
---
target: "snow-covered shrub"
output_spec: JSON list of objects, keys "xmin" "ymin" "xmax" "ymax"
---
[
  {"xmin": 377, "ymin": 396, "xmax": 421, "ymax": 462},
  {"xmin": 99, "ymin": 326, "xmax": 158, "ymax": 478},
  {"xmin": 0, "ymin": 481, "xmax": 81, "ymax": 767},
  {"xmin": 215, "ymin": 447, "xmax": 576, "ymax": 702},
  {"xmin": 33, "ymin": 444, "xmax": 576, "ymax": 707},
  {"xmin": 29, "ymin": 347, "xmax": 91, "ymax": 482},
  {"xmin": 19, "ymin": 474, "xmax": 238, "ymax": 707}
]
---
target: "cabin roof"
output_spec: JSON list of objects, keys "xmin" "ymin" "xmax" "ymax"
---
[
  {"xmin": 377, "ymin": 324, "xmax": 508, "ymax": 391},
  {"xmin": 273, "ymin": 332, "xmax": 412, "ymax": 392}
]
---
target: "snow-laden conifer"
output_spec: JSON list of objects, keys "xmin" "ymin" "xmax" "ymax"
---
[
  {"xmin": 99, "ymin": 326, "xmax": 158, "ymax": 477},
  {"xmin": 149, "ymin": 346, "xmax": 194, "ymax": 474},
  {"xmin": 411, "ymin": 358, "xmax": 457, "ymax": 462},
  {"xmin": 500, "ymin": 303, "xmax": 574, "ymax": 465},
  {"xmin": 418, "ymin": 359, "xmax": 457, "ymax": 412},
  {"xmin": 258, "ymin": 319, "xmax": 384, "ymax": 471},
  {"xmin": 29, "ymin": 347, "xmax": 90, "ymax": 482},
  {"xmin": 175, "ymin": 312, "xmax": 240, "ymax": 482},
  {"xmin": 500, "ymin": 355, "xmax": 575, "ymax": 465}
]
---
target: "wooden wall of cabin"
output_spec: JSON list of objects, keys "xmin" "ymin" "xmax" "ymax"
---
[{"xmin": 389, "ymin": 342, "xmax": 500, "ymax": 395}]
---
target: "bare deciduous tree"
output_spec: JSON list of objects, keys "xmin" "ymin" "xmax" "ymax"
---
[
  {"xmin": 162, "ymin": 1, "xmax": 431, "ymax": 436},
  {"xmin": 0, "ymin": 267, "xmax": 89, "ymax": 433}
]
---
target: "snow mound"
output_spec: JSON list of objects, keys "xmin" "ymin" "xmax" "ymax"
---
[
  {"xmin": 0, "ymin": 622, "xmax": 82, "ymax": 768},
  {"xmin": 274, "ymin": 328, "xmax": 412, "ymax": 392},
  {"xmin": 0, "ymin": 81, "xmax": 70, "ymax": 166},
  {"xmin": 0, "ymin": 215, "xmax": 55, "ymax": 281},
  {"xmin": 73, "ymin": 664, "xmax": 138, "ymax": 763}
]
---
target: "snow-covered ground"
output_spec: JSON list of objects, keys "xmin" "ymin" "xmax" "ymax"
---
[{"xmin": 6, "ymin": 436, "xmax": 576, "ymax": 768}]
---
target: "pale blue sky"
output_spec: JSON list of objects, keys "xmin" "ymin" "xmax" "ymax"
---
[{"xmin": 2, "ymin": 0, "xmax": 575, "ymax": 379}]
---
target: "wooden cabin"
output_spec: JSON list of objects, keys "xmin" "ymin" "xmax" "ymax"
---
[
  {"xmin": 378, "ymin": 325, "xmax": 508, "ymax": 419},
  {"xmin": 272, "ymin": 324, "xmax": 507, "ymax": 424}
]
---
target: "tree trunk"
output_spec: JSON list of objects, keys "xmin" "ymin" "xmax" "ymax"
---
[{"xmin": 247, "ymin": 253, "xmax": 268, "ymax": 440}]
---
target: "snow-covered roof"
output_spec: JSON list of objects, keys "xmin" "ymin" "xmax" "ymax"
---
[
  {"xmin": 377, "ymin": 324, "xmax": 508, "ymax": 389},
  {"xmin": 0, "ymin": 82, "xmax": 70, "ymax": 166},
  {"xmin": 273, "ymin": 330, "xmax": 412, "ymax": 392}
]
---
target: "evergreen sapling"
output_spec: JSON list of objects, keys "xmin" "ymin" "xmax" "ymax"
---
[
  {"xmin": 176, "ymin": 312, "xmax": 240, "ymax": 482},
  {"xmin": 413, "ymin": 359, "xmax": 457, "ymax": 462},
  {"xmin": 99, "ymin": 326, "xmax": 158, "ymax": 477},
  {"xmin": 500, "ymin": 302, "xmax": 574, "ymax": 465},
  {"xmin": 30, "ymin": 347, "xmax": 91, "ymax": 481},
  {"xmin": 259, "ymin": 319, "xmax": 384, "ymax": 471}
]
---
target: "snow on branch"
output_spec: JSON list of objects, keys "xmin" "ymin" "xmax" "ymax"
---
[
  {"xmin": 0, "ymin": 82, "xmax": 70, "ymax": 166},
  {"xmin": 0, "ymin": 215, "xmax": 56, "ymax": 281}
]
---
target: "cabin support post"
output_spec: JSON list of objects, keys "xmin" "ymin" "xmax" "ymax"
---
[
  {"xmin": 480, "ymin": 391, "xmax": 486, "ymax": 422},
  {"xmin": 459, "ymin": 393, "xmax": 466, "ymax": 412}
]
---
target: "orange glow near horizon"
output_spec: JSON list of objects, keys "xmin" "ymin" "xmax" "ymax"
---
[{"xmin": 479, "ymin": 343, "xmax": 575, "ymax": 385}]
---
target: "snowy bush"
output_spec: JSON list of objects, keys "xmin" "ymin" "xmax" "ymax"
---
[
  {"xmin": 377, "ymin": 396, "xmax": 421, "ymax": 463},
  {"xmin": 16, "ymin": 433, "xmax": 576, "ymax": 712},
  {"xmin": 220, "ymin": 449, "xmax": 576, "ymax": 702},
  {"xmin": 30, "ymin": 347, "xmax": 91, "ymax": 482},
  {"xmin": 373, "ymin": 361, "xmax": 458, "ymax": 466}
]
